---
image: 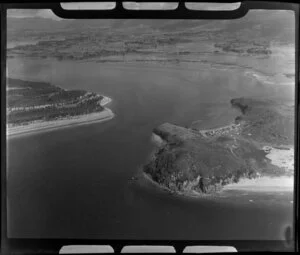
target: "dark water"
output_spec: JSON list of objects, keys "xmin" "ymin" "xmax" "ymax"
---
[{"xmin": 7, "ymin": 58, "xmax": 293, "ymax": 240}]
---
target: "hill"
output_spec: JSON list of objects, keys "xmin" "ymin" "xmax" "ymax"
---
[{"xmin": 143, "ymin": 98, "xmax": 294, "ymax": 195}]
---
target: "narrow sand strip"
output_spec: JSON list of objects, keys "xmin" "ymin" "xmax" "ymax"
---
[{"xmin": 223, "ymin": 176, "xmax": 294, "ymax": 192}]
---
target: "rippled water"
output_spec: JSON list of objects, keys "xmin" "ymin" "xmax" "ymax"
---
[{"xmin": 6, "ymin": 58, "xmax": 293, "ymax": 240}]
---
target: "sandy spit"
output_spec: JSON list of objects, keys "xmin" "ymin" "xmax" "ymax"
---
[{"xmin": 7, "ymin": 96, "xmax": 114, "ymax": 138}]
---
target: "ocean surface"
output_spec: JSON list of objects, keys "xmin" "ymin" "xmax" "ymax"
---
[{"xmin": 6, "ymin": 58, "xmax": 294, "ymax": 240}]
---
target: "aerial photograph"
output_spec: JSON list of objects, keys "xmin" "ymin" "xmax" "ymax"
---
[{"xmin": 6, "ymin": 3, "xmax": 295, "ymax": 242}]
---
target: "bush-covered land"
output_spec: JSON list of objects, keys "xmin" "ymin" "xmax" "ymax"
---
[
  {"xmin": 7, "ymin": 78, "xmax": 104, "ymax": 125},
  {"xmin": 144, "ymin": 98, "xmax": 294, "ymax": 195},
  {"xmin": 214, "ymin": 41, "xmax": 272, "ymax": 55},
  {"xmin": 231, "ymin": 97, "xmax": 294, "ymax": 145},
  {"xmin": 7, "ymin": 32, "xmax": 194, "ymax": 61}
]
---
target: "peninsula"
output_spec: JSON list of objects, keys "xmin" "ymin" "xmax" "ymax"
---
[
  {"xmin": 6, "ymin": 78, "xmax": 114, "ymax": 137},
  {"xmin": 143, "ymin": 97, "xmax": 294, "ymax": 196}
]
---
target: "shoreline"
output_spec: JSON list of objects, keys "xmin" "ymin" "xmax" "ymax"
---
[
  {"xmin": 144, "ymin": 122, "xmax": 294, "ymax": 197},
  {"xmin": 222, "ymin": 176, "xmax": 294, "ymax": 192},
  {"xmin": 143, "ymin": 167, "xmax": 294, "ymax": 199},
  {"xmin": 142, "ymin": 171, "xmax": 208, "ymax": 198},
  {"xmin": 7, "ymin": 96, "xmax": 114, "ymax": 138}
]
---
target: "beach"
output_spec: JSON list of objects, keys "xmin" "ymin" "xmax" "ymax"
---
[
  {"xmin": 144, "ymin": 118, "xmax": 295, "ymax": 197},
  {"xmin": 7, "ymin": 96, "xmax": 114, "ymax": 138},
  {"xmin": 223, "ymin": 176, "xmax": 294, "ymax": 192},
  {"xmin": 263, "ymin": 145, "xmax": 294, "ymax": 173}
]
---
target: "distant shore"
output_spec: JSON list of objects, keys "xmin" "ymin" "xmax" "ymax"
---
[{"xmin": 7, "ymin": 96, "xmax": 114, "ymax": 138}]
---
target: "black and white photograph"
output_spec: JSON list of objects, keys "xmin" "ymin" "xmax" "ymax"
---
[{"xmin": 3, "ymin": 1, "xmax": 297, "ymax": 253}]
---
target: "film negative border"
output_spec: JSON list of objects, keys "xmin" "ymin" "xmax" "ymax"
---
[{"xmin": 1, "ymin": 0, "xmax": 299, "ymax": 253}]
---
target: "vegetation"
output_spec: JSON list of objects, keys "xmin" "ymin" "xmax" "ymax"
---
[
  {"xmin": 214, "ymin": 41, "xmax": 272, "ymax": 55},
  {"xmin": 231, "ymin": 97, "xmax": 294, "ymax": 145},
  {"xmin": 144, "ymin": 98, "xmax": 294, "ymax": 195},
  {"xmin": 144, "ymin": 122, "xmax": 278, "ymax": 194},
  {"xmin": 7, "ymin": 78, "xmax": 104, "ymax": 126}
]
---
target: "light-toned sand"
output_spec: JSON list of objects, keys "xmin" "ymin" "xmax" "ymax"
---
[
  {"xmin": 151, "ymin": 133, "xmax": 166, "ymax": 146},
  {"xmin": 244, "ymin": 71, "xmax": 275, "ymax": 85},
  {"xmin": 7, "ymin": 96, "xmax": 114, "ymax": 138},
  {"xmin": 244, "ymin": 70, "xmax": 294, "ymax": 87},
  {"xmin": 223, "ymin": 176, "xmax": 294, "ymax": 192},
  {"xmin": 99, "ymin": 95, "xmax": 112, "ymax": 106},
  {"xmin": 263, "ymin": 146, "xmax": 294, "ymax": 173},
  {"xmin": 224, "ymin": 146, "xmax": 294, "ymax": 192}
]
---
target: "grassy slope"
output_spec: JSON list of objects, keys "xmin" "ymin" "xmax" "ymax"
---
[{"xmin": 231, "ymin": 97, "xmax": 294, "ymax": 146}]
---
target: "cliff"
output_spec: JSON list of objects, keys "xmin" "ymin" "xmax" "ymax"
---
[{"xmin": 144, "ymin": 98, "xmax": 294, "ymax": 195}]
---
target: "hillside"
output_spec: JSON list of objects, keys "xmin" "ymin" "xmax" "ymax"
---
[
  {"xmin": 144, "ymin": 98, "xmax": 294, "ymax": 195},
  {"xmin": 231, "ymin": 97, "xmax": 294, "ymax": 145}
]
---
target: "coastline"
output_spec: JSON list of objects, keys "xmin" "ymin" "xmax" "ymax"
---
[
  {"xmin": 7, "ymin": 96, "xmax": 114, "ymax": 138},
  {"xmin": 143, "ymin": 160, "xmax": 294, "ymax": 199},
  {"xmin": 222, "ymin": 176, "xmax": 294, "ymax": 192},
  {"xmin": 142, "ymin": 171, "xmax": 205, "ymax": 198},
  {"xmin": 142, "ymin": 171, "xmax": 293, "ymax": 200},
  {"xmin": 143, "ymin": 121, "xmax": 294, "ymax": 197}
]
